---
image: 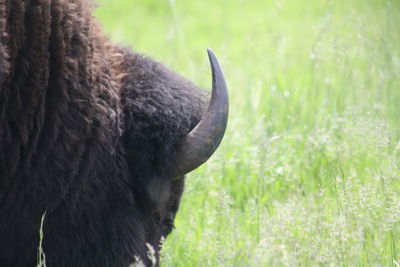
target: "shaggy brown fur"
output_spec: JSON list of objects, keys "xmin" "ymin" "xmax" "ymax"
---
[{"xmin": 0, "ymin": 0, "xmax": 205, "ymax": 266}]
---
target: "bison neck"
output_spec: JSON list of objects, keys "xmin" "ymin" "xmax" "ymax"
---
[{"xmin": 0, "ymin": 0, "xmax": 123, "ymax": 212}]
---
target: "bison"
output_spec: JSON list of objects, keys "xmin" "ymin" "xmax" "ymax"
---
[{"xmin": 0, "ymin": 0, "xmax": 228, "ymax": 266}]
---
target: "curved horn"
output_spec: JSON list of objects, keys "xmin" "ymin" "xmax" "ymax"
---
[{"xmin": 172, "ymin": 49, "xmax": 229, "ymax": 178}]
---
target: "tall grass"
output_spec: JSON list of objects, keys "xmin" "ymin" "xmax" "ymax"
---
[
  {"xmin": 96, "ymin": 0, "xmax": 400, "ymax": 265},
  {"xmin": 37, "ymin": 212, "xmax": 47, "ymax": 267}
]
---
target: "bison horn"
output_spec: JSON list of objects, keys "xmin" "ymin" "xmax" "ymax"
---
[{"xmin": 172, "ymin": 49, "xmax": 229, "ymax": 178}]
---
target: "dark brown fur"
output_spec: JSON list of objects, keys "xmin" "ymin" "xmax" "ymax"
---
[{"xmin": 0, "ymin": 0, "xmax": 205, "ymax": 266}]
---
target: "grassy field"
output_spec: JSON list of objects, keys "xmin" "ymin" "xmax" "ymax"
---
[{"xmin": 95, "ymin": 0, "xmax": 400, "ymax": 266}]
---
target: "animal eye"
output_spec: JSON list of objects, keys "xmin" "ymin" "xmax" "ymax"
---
[{"xmin": 162, "ymin": 219, "xmax": 175, "ymax": 236}]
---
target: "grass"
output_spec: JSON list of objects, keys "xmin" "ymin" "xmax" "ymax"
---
[{"xmin": 95, "ymin": 0, "xmax": 400, "ymax": 266}]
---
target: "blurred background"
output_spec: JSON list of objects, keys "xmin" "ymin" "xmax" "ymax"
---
[{"xmin": 95, "ymin": 1, "xmax": 400, "ymax": 266}]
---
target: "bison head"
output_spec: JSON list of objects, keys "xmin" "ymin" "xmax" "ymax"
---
[{"xmin": 119, "ymin": 48, "xmax": 229, "ymax": 264}]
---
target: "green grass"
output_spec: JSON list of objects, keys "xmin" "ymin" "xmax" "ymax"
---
[{"xmin": 95, "ymin": 0, "xmax": 400, "ymax": 266}]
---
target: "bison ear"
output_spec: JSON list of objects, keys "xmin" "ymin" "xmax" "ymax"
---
[{"xmin": 171, "ymin": 49, "xmax": 229, "ymax": 178}]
